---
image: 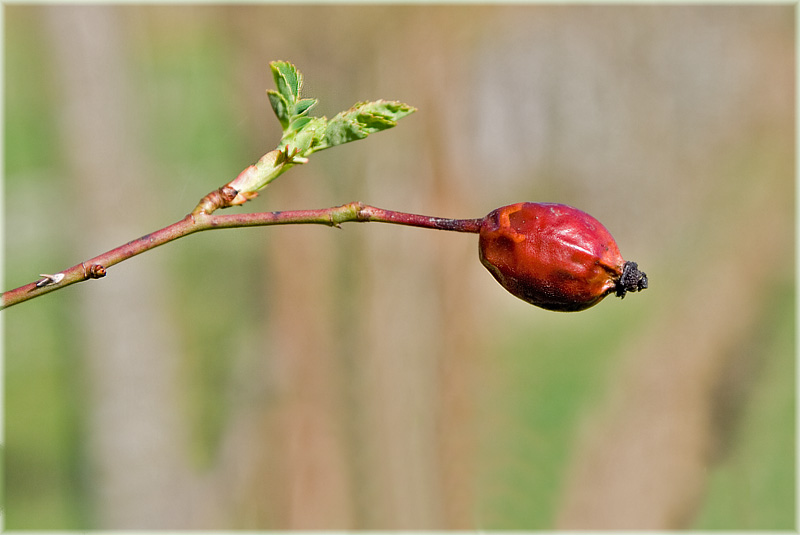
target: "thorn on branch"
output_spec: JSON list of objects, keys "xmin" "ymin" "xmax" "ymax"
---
[{"xmin": 35, "ymin": 273, "xmax": 65, "ymax": 288}]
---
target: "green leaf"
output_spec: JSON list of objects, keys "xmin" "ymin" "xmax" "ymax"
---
[
  {"xmin": 354, "ymin": 99, "xmax": 417, "ymax": 124},
  {"xmin": 267, "ymin": 90, "xmax": 291, "ymax": 129},
  {"xmin": 294, "ymin": 98, "xmax": 317, "ymax": 117},
  {"xmin": 319, "ymin": 100, "xmax": 417, "ymax": 150},
  {"xmin": 288, "ymin": 116, "xmax": 313, "ymax": 133},
  {"xmin": 270, "ymin": 60, "xmax": 302, "ymax": 104},
  {"xmin": 281, "ymin": 116, "xmax": 328, "ymax": 155},
  {"xmin": 267, "ymin": 63, "xmax": 319, "ymax": 133}
]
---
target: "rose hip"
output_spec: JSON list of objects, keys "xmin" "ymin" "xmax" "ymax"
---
[{"xmin": 479, "ymin": 202, "xmax": 647, "ymax": 312}]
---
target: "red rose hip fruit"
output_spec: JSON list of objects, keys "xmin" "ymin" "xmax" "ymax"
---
[{"xmin": 479, "ymin": 202, "xmax": 647, "ymax": 312}]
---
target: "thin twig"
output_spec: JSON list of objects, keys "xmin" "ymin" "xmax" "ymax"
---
[{"xmin": 2, "ymin": 202, "xmax": 483, "ymax": 310}]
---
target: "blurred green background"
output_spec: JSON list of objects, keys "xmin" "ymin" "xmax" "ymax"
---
[{"xmin": 4, "ymin": 5, "xmax": 794, "ymax": 529}]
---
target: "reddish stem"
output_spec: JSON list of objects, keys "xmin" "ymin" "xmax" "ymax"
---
[{"xmin": 2, "ymin": 202, "xmax": 483, "ymax": 309}]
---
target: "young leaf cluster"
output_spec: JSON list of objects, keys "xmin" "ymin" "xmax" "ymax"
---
[
  {"xmin": 221, "ymin": 61, "xmax": 415, "ymax": 207},
  {"xmin": 269, "ymin": 60, "xmax": 416, "ymax": 157},
  {"xmin": 267, "ymin": 61, "xmax": 318, "ymax": 130}
]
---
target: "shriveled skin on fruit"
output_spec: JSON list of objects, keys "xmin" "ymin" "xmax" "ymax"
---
[{"xmin": 479, "ymin": 202, "xmax": 625, "ymax": 311}]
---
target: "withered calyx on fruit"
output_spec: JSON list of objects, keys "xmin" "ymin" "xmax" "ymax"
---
[{"xmin": 479, "ymin": 202, "xmax": 647, "ymax": 312}]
